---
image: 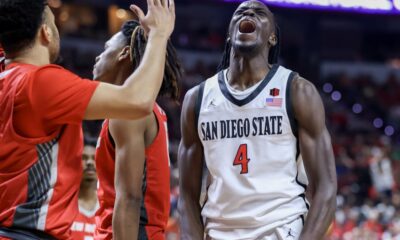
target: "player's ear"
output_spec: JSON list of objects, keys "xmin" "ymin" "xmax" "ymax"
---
[
  {"xmin": 268, "ymin": 33, "xmax": 277, "ymax": 47},
  {"xmin": 118, "ymin": 46, "xmax": 131, "ymax": 62},
  {"xmin": 39, "ymin": 24, "xmax": 52, "ymax": 45}
]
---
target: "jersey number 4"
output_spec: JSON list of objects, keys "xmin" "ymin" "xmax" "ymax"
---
[{"xmin": 233, "ymin": 144, "xmax": 250, "ymax": 174}]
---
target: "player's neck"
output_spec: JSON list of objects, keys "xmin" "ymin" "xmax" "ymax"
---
[
  {"xmin": 114, "ymin": 64, "xmax": 134, "ymax": 86},
  {"xmin": 79, "ymin": 181, "xmax": 97, "ymax": 210},
  {"xmin": 228, "ymin": 54, "xmax": 271, "ymax": 90},
  {"xmin": 8, "ymin": 45, "xmax": 51, "ymax": 66}
]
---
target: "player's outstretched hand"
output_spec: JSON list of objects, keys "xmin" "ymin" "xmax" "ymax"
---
[{"xmin": 130, "ymin": 0, "xmax": 175, "ymax": 40}]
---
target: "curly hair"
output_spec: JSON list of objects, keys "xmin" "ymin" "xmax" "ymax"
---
[
  {"xmin": 0, "ymin": 0, "xmax": 47, "ymax": 54},
  {"xmin": 121, "ymin": 20, "xmax": 182, "ymax": 101}
]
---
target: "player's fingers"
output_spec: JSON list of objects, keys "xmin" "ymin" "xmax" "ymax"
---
[
  {"xmin": 153, "ymin": 0, "xmax": 162, "ymax": 6},
  {"xmin": 130, "ymin": 5, "xmax": 145, "ymax": 20},
  {"xmin": 146, "ymin": 0, "xmax": 154, "ymax": 6},
  {"xmin": 169, "ymin": 0, "xmax": 175, "ymax": 14},
  {"xmin": 160, "ymin": 0, "xmax": 167, "ymax": 8}
]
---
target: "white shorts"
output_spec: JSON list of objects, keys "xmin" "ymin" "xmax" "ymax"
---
[
  {"xmin": 205, "ymin": 217, "xmax": 304, "ymax": 240},
  {"xmin": 257, "ymin": 217, "xmax": 303, "ymax": 240}
]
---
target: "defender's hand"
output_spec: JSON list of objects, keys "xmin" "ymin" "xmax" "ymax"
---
[{"xmin": 130, "ymin": 0, "xmax": 175, "ymax": 39}]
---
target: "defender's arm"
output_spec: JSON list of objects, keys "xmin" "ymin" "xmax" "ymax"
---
[{"xmin": 109, "ymin": 117, "xmax": 149, "ymax": 240}]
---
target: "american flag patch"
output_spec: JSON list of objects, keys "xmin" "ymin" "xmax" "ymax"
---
[{"xmin": 266, "ymin": 98, "xmax": 283, "ymax": 107}]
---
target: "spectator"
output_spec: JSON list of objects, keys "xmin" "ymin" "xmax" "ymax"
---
[{"xmin": 71, "ymin": 142, "xmax": 98, "ymax": 240}]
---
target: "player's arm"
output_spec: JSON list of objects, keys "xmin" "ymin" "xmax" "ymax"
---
[
  {"xmin": 178, "ymin": 86, "xmax": 205, "ymax": 240},
  {"xmin": 292, "ymin": 76, "xmax": 337, "ymax": 240},
  {"xmin": 109, "ymin": 117, "xmax": 149, "ymax": 240},
  {"xmin": 84, "ymin": 0, "xmax": 175, "ymax": 120}
]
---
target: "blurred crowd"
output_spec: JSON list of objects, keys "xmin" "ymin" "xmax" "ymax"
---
[{"xmin": 322, "ymin": 72, "xmax": 400, "ymax": 239}]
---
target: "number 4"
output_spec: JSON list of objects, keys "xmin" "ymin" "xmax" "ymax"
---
[{"xmin": 233, "ymin": 144, "xmax": 250, "ymax": 174}]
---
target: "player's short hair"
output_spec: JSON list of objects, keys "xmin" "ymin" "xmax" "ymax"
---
[
  {"xmin": 83, "ymin": 138, "xmax": 97, "ymax": 148},
  {"xmin": 0, "ymin": 0, "xmax": 47, "ymax": 54},
  {"xmin": 121, "ymin": 20, "xmax": 183, "ymax": 101}
]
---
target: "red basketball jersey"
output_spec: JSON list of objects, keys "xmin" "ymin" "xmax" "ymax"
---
[
  {"xmin": 0, "ymin": 63, "xmax": 99, "ymax": 239},
  {"xmin": 71, "ymin": 205, "xmax": 97, "ymax": 240},
  {"xmin": 95, "ymin": 105, "xmax": 171, "ymax": 240}
]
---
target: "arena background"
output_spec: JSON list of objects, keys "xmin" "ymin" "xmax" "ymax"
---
[{"xmin": 48, "ymin": 0, "xmax": 400, "ymax": 239}]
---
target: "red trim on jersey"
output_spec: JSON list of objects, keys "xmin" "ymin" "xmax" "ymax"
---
[{"xmin": 95, "ymin": 105, "xmax": 170, "ymax": 240}]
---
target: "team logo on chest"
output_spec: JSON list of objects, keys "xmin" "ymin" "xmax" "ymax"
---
[
  {"xmin": 266, "ymin": 88, "xmax": 282, "ymax": 107},
  {"xmin": 270, "ymin": 88, "xmax": 280, "ymax": 97}
]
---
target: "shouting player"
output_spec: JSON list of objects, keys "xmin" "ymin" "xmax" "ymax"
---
[
  {"xmin": 94, "ymin": 20, "xmax": 182, "ymax": 240},
  {"xmin": 178, "ymin": 1, "xmax": 337, "ymax": 239},
  {"xmin": 71, "ymin": 143, "xmax": 98, "ymax": 240},
  {"xmin": 0, "ymin": 0, "xmax": 175, "ymax": 239}
]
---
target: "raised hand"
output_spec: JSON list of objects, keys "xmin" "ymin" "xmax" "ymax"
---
[{"xmin": 130, "ymin": 0, "xmax": 175, "ymax": 39}]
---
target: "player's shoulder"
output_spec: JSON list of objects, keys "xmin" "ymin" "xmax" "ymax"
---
[
  {"xmin": 184, "ymin": 71, "xmax": 220, "ymax": 100},
  {"xmin": 26, "ymin": 64, "xmax": 80, "ymax": 82},
  {"xmin": 32, "ymin": 64, "xmax": 75, "ymax": 77},
  {"xmin": 183, "ymin": 69, "xmax": 223, "ymax": 112},
  {"xmin": 183, "ymin": 84, "xmax": 202, "ymax": 105},
  {"xmin": 277, "ymin": 64, "xmax": 316, "ymax": 96},
  {"xmin": 289, "ymin": 73, "xmax": 323, "ymax": 116},
  {"xmin": 28, "ymin": 64, "xmax": 88, "ymax": 89},
  {"xmin": 290, "ymin": 74, "xmax": 318, "ymax": 98}
]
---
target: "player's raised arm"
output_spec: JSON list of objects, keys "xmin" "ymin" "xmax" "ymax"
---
[
  {"xmin": 178, "ymin": 86, "xmax": 205, "ymax": 240},
  {"xmin": 292, "ymin": 76, "xmax": 337, "ymax": 240},
  {"xmin": 84, "ymin": 0, "xmax": 175, "ymax": 120}
]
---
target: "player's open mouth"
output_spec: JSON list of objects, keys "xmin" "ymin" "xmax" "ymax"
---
[{"xmin": 239, "ymin": 19, "xmax": 256, "ymax": 34}]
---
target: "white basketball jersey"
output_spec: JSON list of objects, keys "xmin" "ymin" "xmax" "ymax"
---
[{"xmin": 197, "ymin": 65, "xmax": 309, "ymax": 240}]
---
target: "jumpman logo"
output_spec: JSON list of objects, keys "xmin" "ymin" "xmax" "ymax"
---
[
  {"xmin": 208, "ymin": 99, "xmax": 217, "ymax": 108},
  {"xmin": 286, "ymin": 228, "xmax": 295, "ymax": 239}
]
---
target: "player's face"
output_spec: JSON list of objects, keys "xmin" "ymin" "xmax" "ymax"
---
[
  {"xmin": 93, "ymin": 33, "xmax": 126, "ymax": 83},
  {"xmin": 82, "ymin": 146, "xmax": 97, "ymax": 182},
  {"xmin": 44, "ymin": 7, "xmax": 60, "ymax": 63},
  {"xmin": 229, "ymin": 0, "xmax": 275, "ymax": 55}
]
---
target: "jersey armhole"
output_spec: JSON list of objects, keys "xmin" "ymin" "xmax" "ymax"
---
[
  {"xmin": 194, "ymin": 82, "xmax": 205, "ymax": 128},
  {"xmin": 286, "ymin": 71, "xmax": 301, "ymax": 160},
  {"xmin": 145, "ymin": 108, "xmax": 164, "ymax": 150},
  {"xmin": 286, "ymin": 71, "xmax": 298, "ymax": 138}
]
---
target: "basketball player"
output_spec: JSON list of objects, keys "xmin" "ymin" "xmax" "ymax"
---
[
  {"xmin": 70, "ymin": 143, "xmax": 98, "ymax": 240},
  {"xmin": 0, "ymin": 0, "xmax": 175, "ymax": 239},
  {"xmin": 94, "ymin": 20, "xmax": 182, "ymax": 240},
  {"xmin": 178, "ymin": 1, "xmax": 337, "ymax": 239}
]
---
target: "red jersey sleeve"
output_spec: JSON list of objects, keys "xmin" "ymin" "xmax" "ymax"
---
[{"xmin": 29, "ymin": 65, "xmax": 99, "ymax": 125}]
